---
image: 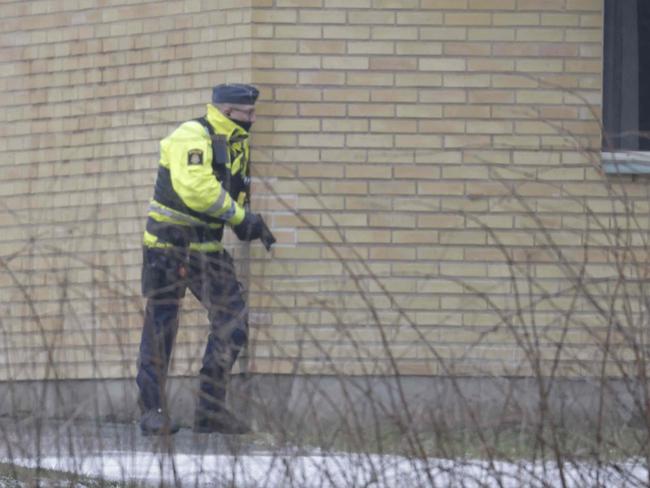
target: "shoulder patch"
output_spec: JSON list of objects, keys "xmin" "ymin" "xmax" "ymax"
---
[{"xmin": 187, "ymin": 149, "xmax": 203, "ymax": 166}]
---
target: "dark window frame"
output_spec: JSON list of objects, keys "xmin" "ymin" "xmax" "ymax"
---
[{"xmin": 601, "ymin": 0, "xmax": 650, "ymax": 174}]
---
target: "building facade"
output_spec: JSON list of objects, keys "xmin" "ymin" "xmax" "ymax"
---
[{"xmin": 5, "ymin": 0, "xmax": 637, "ymax": 402}]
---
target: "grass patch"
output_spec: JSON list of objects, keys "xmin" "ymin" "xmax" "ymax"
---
[
  {"xmin": 268, "ymin": 419, "xmax": 650, "ymax": 463},
  {"xmin": 0, "ymin": 462, "xmax": 143, "ymax": 488}
]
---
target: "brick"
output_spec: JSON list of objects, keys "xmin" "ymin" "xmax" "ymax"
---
[
  {"xmin": 368, "ymin": 181, "xmax": 417, "ymax": 196},
  {"xmin": 298, "ymin": 71, "xmax": 346, "ymax": 85},
  {"xmin": 276, "ymin": 0, "xmax": 322, "ymax": 5},
  {"xmin": 322, "ymin": 119, "xmax": 369, "ymax": 132},
  {"xmin": 444, "ymin": 105, "xmax": 491, "ymax": 119},
  {"xmin": 420, "ymin": 27, "xmax": 467, "ymax": 41},
  {"xmin": 492, "ymin": 42, "xmax": 538, "ymax": 56},
  {"xmin": 298, "ymin": 164, "xmax": 344, "ymax": 179},
  {"xmin": 444, "ymin": 42, "xmax": 492, "ymax": 56},
  {"xmin": 396, "ymin": 12, "xmax": 443, "ymax": 24},
  {"xmin": 468, "ymin": 28, "xmax": 517, "ymax": 41},
  {"xmin": 349, "ymin": 41, "xmax": 395, "ymax": 55},
  {"xmin": 276, "ymin": 25, "xmax": 323, "ymax": 38},
  {"xmin": 345, "ymin": 229, "xmax": 392, "ymax": 243},
  {"xmin": 324, "ymin": 0, "xmax": 371, "ymax": 6},
  {"xmin": 252, "ymin": 70, "xmax": 298, "ymax": 84},
  {"xmin": 346, "ymin": 164, "xmax": 392, "ymax": 179},
  {"xmin": 493, "ymin": 13, "xmax": 540, "ymax": 25},
  {"xmin": 566, "ymin": 0, "xmax": 601, "ymax": 11},
  {"xmin": 439, "ymin": 231, "xmax": 487, "ymax": 246},
  {"xmin": 492, "ymin": 75, "xmax": 538, "ymax": 88},
  {"xmin": 347, "ymin": 134, "xmax": 394, "ymax": 148},
  {"xmin": 445, "ymin": 12, "xmax": 491, "ymax": 25},
  {"xmin": 348, "ymin": 10, "xmax": 396, "ymax": 24},
  {"xmin": 420, "ymin": 89, "xmax": 466, "ymax": 103},
  {"xmin": 397, "ymin": 41, "xmax": 443, "ymax": 55},
  {"xmin": 468, "ymin": 59, "xmax": 515, "ymax": 71},
  {"xmin": 257, "ymin": 102, "xmax": 299, "ymax": 116},
  {"xmin": 393, "ymin": 164, "xmax": 440, "ymax": 180},
  {"xmin": 275, "ymin": 88, "xmax": 322, "ymax": 101},
  {"xmin": 443, "ymin": 74, "xmax": 491, "ymax": 87},
  {"xmin": 324, "ymin": 25, "xmax": 370, "ymax": 39},
  {"xmin": 517, "ymin": 28, "xmax": 564, "ymax": 42},
  {"xmin": 347, "ymin": 72, "xmax": 394, "ymax": 86},
  {"xmin": 369, "ymin": 56, "xmax": 417, "ymax": 70},
  {"xmin": 299, "ymin": 40, "xmax": 346, "ymax": 54},
  {"xmin": 373, "ymin": 0, "xmax": 419, "ymax": 8},
  {"xmin": 516, "ymin": 59, "xmax": 564, "ymax": 72},
  {"xmin": 468, "ymin": 90, "xmax": 514, "ymax": 104},
  {"xmin": 580, "ymin": 44, "xmax": 602, "ymax": 58},
  {"xmin": 469, "ymin": 0, "xmax": 515, "ymax": 8},
  {"xmin": 422, "ymin": 0, "xmax": 469, "ymax": 8},
  {"xmin": 371, "ymin": 26, "xmax": 419, "ymax": 40},
  {"xmin": 580, "ymin": 13, "xmax": 603, "ymax": 28},
  {"xmin": 418, "ymin": 120, "xmax": 465, "ymax": 133},
  {"xmin": 396, "ymin": 105, "xmax": 443, "ymax": 118},
  {"xmin": 323, "ymin": 56, "xmax": 369, "ymax": 70},
  {"xmin": 275, "ymin": 118, "xmax": 321, "ymax": 132},
  {"xmin": 418, "ymin": 214, "xmax": 465, "ymax": 228},
  {"xmin": 493, "ymin": 134, "xmax": 540, "ymax": 148},
  {"xmin": 300, "ymin": 10, "xmax": 346, "ymax": 23},
  {"xmin": 371, "ymin": 88, "xmax": 417, "ymax": 103},
  {"xmin": 395, "ymin": 135, "xmax": 443, "ymax": 148},
  {"xmin": 517, "ymin": 0, "xmax": 566, "ymax": 10},
  {"xmin": 392, "ymin": 230, "xmax": 439, "ymax": 245},
  {"xmin": 371, "ymin": 119, "xmax": 417, "ymax": 133},
  {"xmin": 348, "ymin": 104, "xmax": 395, "ymax": 117},
  {"xmin": 419, "ymin": 58, "xmax": 466, "ymax": 71},
  {"xmin": 369, "ymin": 247, "xmax": 417, "ymax": 260},
  {"xmin": 516, "ymin": 90, "xmax": 565, "ymax": 104},
  {"xmin": 323, "ymin": 89, "xmax": 370, "ymax": 102},
  {"xmin": 514, "ymin": 121, "xmax": 556, "ymax": 134},
  {"xmin": 444, "ymin": 134, "xmax": 491, "ymax": 148},
  {"xmin": 252, "ymin": 9, "xmax": 298, "ymax": 23},
  {"xmin": 274, "ymin": 55, "xmax": 321, "ymax": 69},
  {"xmin": 540, "ymin": 43, "xmax": 580, "ymax": 56},
  {"xmin": 541, "ymin": 13, "xmax": 580, "ymax": 26},
  {"xmin": 396, "ymin": 73, "xmax": 443, "ymax": 87},
  {"xmin": 299, "ymin": 134, "xmax": 345, "ymax": 147},
  {"xmin": 467, "ymin": 120, "xmax": 514, "ymax": 134},
  {"xmin": 272, "ymin": 148, "xmax": 320, "ymax": 162},
  {"xmin": 564, "ymin": 59, "xmax": 601, "ymax": 73}
]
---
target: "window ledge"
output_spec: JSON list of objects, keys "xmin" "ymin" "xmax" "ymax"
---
[{"xmin": 602, "ymin": 151, "xmax": 650, "ymax": 174}]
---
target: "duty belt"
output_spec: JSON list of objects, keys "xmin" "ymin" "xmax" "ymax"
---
[{"xmin": 146, "ymin": 217, "xmax": 223, "ymax": 247}]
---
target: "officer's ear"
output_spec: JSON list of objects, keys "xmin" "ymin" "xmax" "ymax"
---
[{"xmin": 215, "ymin": 103, "xmax": 233, "ymax": 117}]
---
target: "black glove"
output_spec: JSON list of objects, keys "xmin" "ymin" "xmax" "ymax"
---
[{"xmin": 233, "ymin": 213, "xmax": 276, "ymax": 251}]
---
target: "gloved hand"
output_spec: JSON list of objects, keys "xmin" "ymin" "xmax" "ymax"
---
[{"xmin": 233, "ymin": 213, "xmax": 276, "ymax": 251}]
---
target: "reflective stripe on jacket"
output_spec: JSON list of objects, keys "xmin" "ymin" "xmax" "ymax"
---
[{"xmin": 144, "ymin": 104, "xmax": 249, "ymax": 251}]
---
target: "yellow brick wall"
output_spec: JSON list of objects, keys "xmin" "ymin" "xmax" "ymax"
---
[
  {"xmin": 247, "ymin": 0, "xmax": 613, "ymax": 379},
  {"xmin": 3, "ymin": 0, "xmax": 633, "ymax": 381},
  {"xmin": 0, "ymin": 0, "xmax": 254, "ymax": 380}
]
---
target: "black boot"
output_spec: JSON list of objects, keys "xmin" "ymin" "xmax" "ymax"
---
[
  {"xmin": 140, "ymin": 408, "xmax": 181, "ymax": 436},
  {"xmin": 193, "ymin": 407, "xmax": 251, "ymax": 435}
]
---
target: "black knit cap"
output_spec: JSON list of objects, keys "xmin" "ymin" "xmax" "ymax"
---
[{"xmin": 212, "ymin": 83, "xmax": 259, "ymax": 105}]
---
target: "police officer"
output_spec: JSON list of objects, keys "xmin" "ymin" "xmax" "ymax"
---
[{"xmin": 136, "ymin": 83, "xmax": 275, "ymax": 436}]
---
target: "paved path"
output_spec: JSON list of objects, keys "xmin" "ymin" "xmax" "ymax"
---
[{"xmin": 0, "ymin": 416, "xmax": 276, "ymax": 460}]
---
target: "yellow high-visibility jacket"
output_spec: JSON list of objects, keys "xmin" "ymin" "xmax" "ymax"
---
[{"xmin": 143, "ymin": 104, "xmax": 250, "ymax": 252}]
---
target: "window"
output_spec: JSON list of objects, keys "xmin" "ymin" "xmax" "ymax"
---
[{"xmin": 602, "ymin": 0, "xmax": 650, "ymax": 173}]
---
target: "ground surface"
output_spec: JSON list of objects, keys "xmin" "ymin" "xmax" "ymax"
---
[{"xmin": 0, "ymin": 417, "xmax": 647, "ymax": 487}]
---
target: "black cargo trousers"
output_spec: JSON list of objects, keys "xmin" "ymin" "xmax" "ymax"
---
[{"xmin": 136, "ymin": 246, "xmax": 248, "ymax": 415}]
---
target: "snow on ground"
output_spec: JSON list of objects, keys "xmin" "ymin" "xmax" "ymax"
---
[{"xmin": 7, "ymin": 450, "xmax": 649, "ymax": 488}]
